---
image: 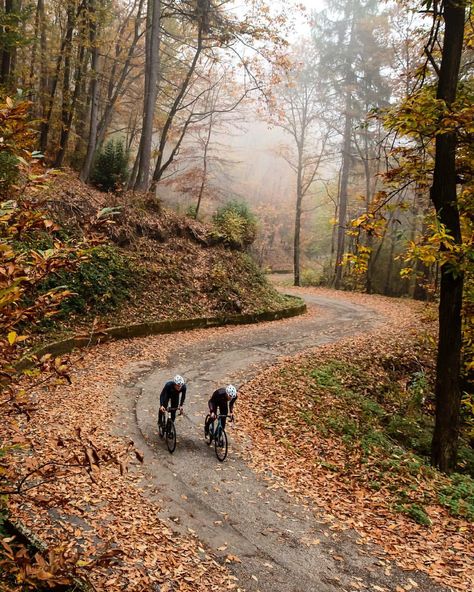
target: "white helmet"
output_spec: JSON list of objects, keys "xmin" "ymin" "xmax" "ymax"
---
[
  {"xmin": 226, "ymin": 384, "xmax": 237, "ymax": 399},
  {"xmin": 173, "ymin": 374, "xmax": 185, "ymax": 386}
]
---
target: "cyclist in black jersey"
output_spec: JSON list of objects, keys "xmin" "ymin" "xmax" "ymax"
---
[
  {"xmin": 205, "ymin": 384, "xmax": 237, "ymax": 434},
  {"xmin": 159, "ymin": 374, "xmax": 186, "ymax": 426}
]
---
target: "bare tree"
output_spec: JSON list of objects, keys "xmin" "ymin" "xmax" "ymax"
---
[
  {"xmin": 273, "ymin": 62, "xmax": 332, "ymax": 286},
  {"xmin": 134, "ymin": 0, "xmax": 161, "ymax": 191},
  {"xmin": 80, "ymin": 0, "xmax": 102, "ymax": 181}
]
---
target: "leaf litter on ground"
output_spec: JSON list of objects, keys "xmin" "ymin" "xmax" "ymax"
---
[
  {"xmin": 2, "ymin": 287, "xmax": 472, "ymax": 591},
  {"xmin": 234, "ymin": 288, "xmax": 473, "ymax": 592}
]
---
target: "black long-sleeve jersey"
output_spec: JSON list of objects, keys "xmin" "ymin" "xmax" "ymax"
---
[
  {"xmin": 209, "ymin": 387, "xmax": 237, "ymax": 414},
  {"xmin": 160, "ymin": 381, "xmax": 186, "ymax": 407}
]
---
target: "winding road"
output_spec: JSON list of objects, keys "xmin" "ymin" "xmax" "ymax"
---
[{"xmin": 113, "ymin": 288, "xmax": 446, "ymax": 592}]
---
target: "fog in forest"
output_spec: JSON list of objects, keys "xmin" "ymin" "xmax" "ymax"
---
[{"xmin": 2, "ymin": 0, "xmax": 469, "ymax": 298}]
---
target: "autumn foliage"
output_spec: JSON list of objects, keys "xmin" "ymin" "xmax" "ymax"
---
[{"xmin": 0, "ymin": 97, "xmax": 95, "ymax": 589}]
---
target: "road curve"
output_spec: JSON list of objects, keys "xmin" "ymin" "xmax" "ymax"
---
[{"xmin": 114, "ymin": 290, "xmax": 446, "ymax": 592}]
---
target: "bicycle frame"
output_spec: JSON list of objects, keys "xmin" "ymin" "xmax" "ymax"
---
[{"xmin": 206, "ymin": 414, "xmax": 231, "ymax": 462}]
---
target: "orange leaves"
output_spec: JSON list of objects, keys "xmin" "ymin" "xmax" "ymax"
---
[
  {"xmin": 234, "ymin": 289, "xmax": 472, "ymax": 592},
  {"xmin": 401, "ymin": 219, "xmax": 470, "ymax": 278},
  {"xmin": 0, "ymin": 97, "xmax": 36, "ymax": 156},
  {"xmin": 0, "ymin": 197, "xmax": 93, "ymax": 381},
  {"xmin": 2, "ymin": 323, "xmax": 248, "ymax": 591},
  {"xmin": 0, "ymin": 537, "xmax": 74, "ymax": 589},
  {"xmin": 225, "ymin": 553, "xmax": 242, "ymax": 563}
]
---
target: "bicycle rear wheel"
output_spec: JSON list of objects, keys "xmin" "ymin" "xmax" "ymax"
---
[
  {"xmin": 166, "ymin": 419, "xmax": 176, "ymax": 453},
  {"xmin": 214, "ymin": 427, "xmax": 228, "ymax": 462},
  {"xmin": 204, "ymin": 414, "xmax": 213, "ymax": 445}
]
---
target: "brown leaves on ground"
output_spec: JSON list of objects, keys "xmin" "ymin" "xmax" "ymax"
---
[
  {"xmin": 1, "ymin": 330, "xmax": 247, "ymax": 591},
  {"xmin": 3, "ymin": 286, "xmax": 472, "ymax": 591},
  {"xmin": 233, "ymin": 288, "xmax": 473, "ymax": 592}
]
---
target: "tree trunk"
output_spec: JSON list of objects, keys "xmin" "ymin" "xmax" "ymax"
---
[
  {"xmin": 333, "ymin": 12, "xmax": 356, "ymax": 290},
  {"xmin": 293, "ymin": 143, "xmax": 304, "ymax": 287},
  {"xmin": 195, "ymin": 112, "xmax": 213, "ymax": 219},
  {"xmin": 9, "ymin": 0, "xmax": 21, "ymax": 82},
  {"xmin": 80, "ymin": 0, "xmax": 100, "ymax": 182},
  {"xmin": 39, "ymin": 0, "xmax": 87, "ymax": 153},
  {"xmin": 29, "ymin": 0, "xmax": 40, "ymax": 90},
  {"xmin": 54, "ymin": 2, "xmax": 75, "ymax": 167},
  {"xmin": 383, "ymin": 222, "xmax": 396, "ymax": 296},
  {"xmin": 362, "ymin": 126, "xmax": 374, "ymax": 294},
  {"xmin": 72, "ymin": 72, "xmax": 89, "ymax": 162},
  {"xmin": 95, "ymin": 0, "xmax": 145, "ymax": 152},
  {"xmin": 40, "ymin": 32, "xmax": 66, "ymax": 152},
  {"xmin": 334, "ymin": 93, "xmax": 352, "ymax": 289},
  {"xmin": 0, "ymin": 0, "xmax": 14, "ymax": 85},
  {"xmin": 37, "ymin": 0, "xmax": 48, "ymax": 126},
  {"xmin": 430, "ymin": 0, "xmax": 466, "ymax": 473},
  {"xmin": 151, "ymin": 24, "xmax": 203, "ymax": 187},
  {"xmin": 55, "ymin": 41, "xmax": 87, "ymax": 167},
  {"xmin": 134, "ymin": 0, "xmax": 161, "ymax": 191}
]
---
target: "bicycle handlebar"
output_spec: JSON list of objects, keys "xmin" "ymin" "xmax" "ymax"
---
[{"xmin": 163, "ymin": 406, "xmax": 182, "ymax": 414}]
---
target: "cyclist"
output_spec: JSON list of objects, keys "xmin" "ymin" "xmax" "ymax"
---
[
  {"xmin": 159, "ymin": 374, "xmax": 186, "ymax": 426},
  {"xmin": 205, "ymin": 384, "xmax": 238, "ymax": 436}
]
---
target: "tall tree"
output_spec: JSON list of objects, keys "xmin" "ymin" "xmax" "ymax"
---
[
  {"xmin": 150, "ymin": 19, "xmax": 204, "ymax": 188},
  {"xmin": 94, "ymin": 0, "xmax": 146, "ymax": 153},
  {"xmin": 377, "ymin": 0, "xmax": 470, "ymax": 469},
  {"xmin": 273, "ymin": 60, "xmax": 332, "ymax": 286},
  {"xmin": 312, "ymin": 0, "xmax": 390, "ymax": 289},
  {"xmin": 429, "ymin": 0, "xmax": 466, "ymax": 472},
  {"xmin": 80, "ymin": 0, "xmax": 102, "ymax": 181},
  {"xmin": 0, "ymin": 0, "xmax": 27, "ymax": 86},
  {"xmin": 54, "ymin": 0, "xmax": 76, "ymax": 167},
  {"xmin": 134, "ymin": 0, "xmax": 160, "ymax": 191}
]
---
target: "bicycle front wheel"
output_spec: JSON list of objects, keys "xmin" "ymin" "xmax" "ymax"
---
[
  {"xmin": 214, "ymin": 427, "xmax": 228, "ymax": 462},
  {"xmin": 166, "ymin": 420, "xmax": 176, "ymax": 453},
  {"xmin": 204, "ymin": 414, "xmax": 213, "ymax": 445},
  {"xmin": 158, "ymin": 413, "xmax": 165, "ymax": 438}
]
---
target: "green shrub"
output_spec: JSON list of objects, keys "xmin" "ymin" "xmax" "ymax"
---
[
  {"xmin": 360, "ymin": 398, "xmax": 386, "ymax": 419},
  {"xmin": 439, "ymin": 473, "xmax": 474, "ymax": 520},
  {"xmin": 38, "ymin": 245, "xmax": 134, "ymax": 319},
  {"xmin": 403, "ymin": 503, "xmax": 432, "ymax": 526},
  {"xmin": 300, "ymin": 409, "xmax": 316, "ymax": 426},
  {"xmin": 211, "ymin": 200, "xmax": 257, "ymax": 249},
  {"xmin": 360, "ymin": 429, "xmax": 390, "ymax": 454},
  {"xmin": 386, "ymin": 414, "xmax": 433, "ymax": 457},
  {"xmin": 91, "ymin": 139, "xmax": 129, "ymax": 192},
  {"xmin": 457, "ymin": 443, "xmax": 474, "ymax": 476},
  {"xmin": 0, "ymin": 151, "xmax": 19, "ymax": 194},
  {"xmin": 310, "ymin": 362, "xmax": 347, "ymax": 391},
  {"xmin": 407, "ymin": 370, "xmax": 429, "ymax": 410},
  {"xmin": 186, "ymin": 203, "xmax": 198, "ymax": 219},
  {"xmin": 300, "ymin": 268, "xmax": 322, "ymax": 287}
]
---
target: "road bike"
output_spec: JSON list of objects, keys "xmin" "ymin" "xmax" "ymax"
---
[
  {"xmin": 158, "ymin": 407, "xmax": 179, "ymax": 453},
  {"xmin": 204, "ymin": 414, "xmax": 231, "ymax": 462}
]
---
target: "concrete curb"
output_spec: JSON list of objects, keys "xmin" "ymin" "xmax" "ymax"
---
[{"xmin": 18, "ymin": 297, "xmax": 306, "ymax": 369}]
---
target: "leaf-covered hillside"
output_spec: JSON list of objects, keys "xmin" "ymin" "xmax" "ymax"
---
[{"xmin": 31, "ymin": 173, "xmax": 295, "ymax": 339}]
